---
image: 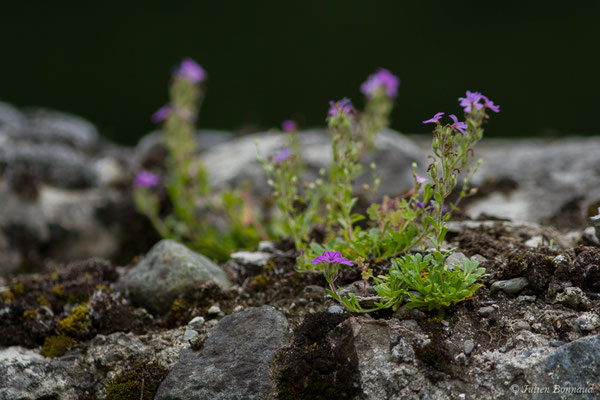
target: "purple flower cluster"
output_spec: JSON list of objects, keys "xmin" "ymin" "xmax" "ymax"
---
[
  {"xmin": 134, "ymin": 170, "xmax": 160, "ymax": 188},
  {"xmin": 458, "ymin": 91, "xmax": 500, "ymax": 113},
  {"xmin": 281, "ymin": 120, "xmax": 298, "ymax": 133},
  {"xmin": 312, "ymin": 251, "xmax": 353, "ymax": 266},
  {"xmin": 273, "ymin": 146, "xmax": 291, "ymax": 164},
  {"xmin": 328, "ymin": 98, "xmax": 356, "ymax": 120},
  {"xmin": 175, "ymin": 57, "xmax": 207, "ymax": 83},
  {"xmin": 360, "ymin": 68, "xmax": 400, "ymax": 99},
  {"xmin": 422, "ymin": 112, "xmax": 467, "ymax": 135}
]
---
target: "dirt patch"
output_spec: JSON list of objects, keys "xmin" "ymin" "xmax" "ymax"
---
[{"xmin": 272, "ymin": 312, "xmax": 361, "ymax": 400}]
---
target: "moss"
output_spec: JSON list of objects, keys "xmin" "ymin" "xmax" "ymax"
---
[
  {"xmin": 12, "ymin": 282, "xmax": 24, "ymax": 296},
  {"xmin": 41, "ymin": 334, "xmax": 75, "ymax": 358},
  {"xmin": 37, "ymin": 296, "xmax": 49, "ymax": 307},
  {"xmin": 58, "ymin": 303, "xmax": 89, "ymax": 336},
  {"xmin": 52, "ymin": 284, "xmax": 65, "ymax": 297},
  {"xmin": 105, "ymin": 360, "xmax": 168, "ymax": 400},
  {"xmin": 2, "ymin": 290, "xmax": 14, "ymax": 303},
  {"xmin": 23, "ymin": 309, "xmax": 38, "ymax": 319},
  {"xmin": 251, "ymin": 274, "xmax": 272, "ymax": 290}
]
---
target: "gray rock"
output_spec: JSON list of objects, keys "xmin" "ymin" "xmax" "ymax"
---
[
  {"xmin": 0, "ymin": 101, "xmax": 26, "ymax": 133},
  {"xmin": 462, "ymin": 138, "xmax": 600, "ymax": 224},
  {"xmin": 328, "ymin": 305, "xmax": 344, "ymax": 314},
  {"xmin": 188, "ymin": 316, "xmax": 205, "ymax": 329},
  {"xmin": 464, "ymin": 340, "xmax": 475, "ymax": 355},
  {"xmin": 0, "ymin": 346, "xmax": 76, "ymax": 400},
  {"xmin": 183, "ymin": 329, "xmax": 199, "ymax": 342},
  {"xmin": 24, "ymin": 109, "xmax": 100, "ymax": 151},
  {"xmin": 0, "ymin": 142, "xmax": 98, "ymax": 189},
  {"xmin": 554, "ymin": 287, "xmax": 591, "ymax": 310},
  {"xmin": 115, "ymin": 239, "xmax": 232, "ymax": 315},
  {"xmin": 512, "ymin": 320, "xmax": 531, "ymax": 332},
  {"xmin": 0, "ymin": 328, "xmax": 185, "ymax": 400},
  {"xmin": 591, "ymin": 212, "xmax": 600, "ymax": 241},
  {"xmin": 0, "ymin": 182, "xmax": 123, "ymax": 275},
  {"xmin": 445, "ymin": 252, "xmax": 468, "ymax": 270},
  {"xmin": 524, "ymin": 334, "xmax": 600, "ymax": 400},
  {"xmin": 135, "ymin": 129, "xmax": 235, "ymax": 165},
  {"xmin": 490, "ymin": 277, "xmax": 529, "ymax": 296},
  {"xmin": 230, "ymin": 250, "xmax": 271, "ymax": 266},
  {"xmin": 576, "ymin": 313, "xmax": 600, "ymax": 332},
  {"xmin": 478, "ymin": 306, "xmax": 495, "ymax": 317},
  {"xmin": 156, "ymin": 306, "xmax": 290, "ymax": 400},
  {"xmin": 203, "ymin": 129, "xmax": 426, "ymax": 199},
  {"xmin": 257, "ymin": 240, "xmax": 276, "ymax": 252}
]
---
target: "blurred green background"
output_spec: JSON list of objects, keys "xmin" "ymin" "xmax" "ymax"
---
[{"xmin": 1, "ymin": 1, "xmax": 599, "ymax": 145}]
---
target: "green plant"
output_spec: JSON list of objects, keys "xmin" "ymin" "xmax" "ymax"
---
[{"xmin": 134, "ymin": 58, "xmax": 263, "ymax": 261}]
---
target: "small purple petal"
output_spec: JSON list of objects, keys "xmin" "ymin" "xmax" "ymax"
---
[
  {"xmin": 416, "ymin": 201, "xmax": 424, "ymax": 209},
  {"xmin": 273, "ymin": 146, "xmax": 291, "ymax": 164},
  {"xmin": 422, "ymin": 112, "xmax": 444, "ymax": 124},
  {"xmin": 311, "ymin": 250, "xmax": 353, "ymax": 266},
  {"xmin": 176, "ymin": 57, "xmax": 206, "ymax": 83},
  {"xmin": 281, "ymin": 120, "xmax": 298, "ymax": 132},
  {"xmin": 360, "ymin": 68, "xmax": 400, "ymax": 99},
  {"xmin": 481, "ymin": 95, "xmax": 500, "ymax": 113},
  {"xmin": 328, "ymin": 98, "xmax": 356, "ymax": 120},
  {"xmin": 134, "ymin": 170, "xmax": 160, "ymax": 188},
  {"xmin": 449, "ymin": 114, "xmax": 468, "ymax": 136},
  {"xmin": 458, "ymin": 90, "xmax": 484, "ymax": 113},
  {"xmin": 151, "ymin": 105, "xmax": 171, "ymax": 123}
]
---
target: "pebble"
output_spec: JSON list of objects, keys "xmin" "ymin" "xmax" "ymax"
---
[
  {"xmin": 576, "ymin": 313, "xmax": 600, "ymax": 332},
  {"xmin": 232, "ymin": 305, "xmax": 243, "ymax": 313},
  {"xmin": 471, "ymin": 254, "xmax": 488, "ymax": 264},
  {"xmin": 230, "ymin": 251, "xmax": 271, "ymax": 266},
  {"xmin": 188, "ymin": 316, "xmax": 205, "ymax": 329},
  {"xmin": 303, "ymin": 285, "xmax": 326, "ymax": 300},
  {"xmin": 590, "ymin": 213, "xmax": 600, "ymax": 240},
  {"xmin": 445, "ymin": 252, "xmax": 468, "ymax": 269},
  {"xmin": 257, "ymin": 241, "xmax": 275, "ymax": 252},
  {"xmin": 328, "ymin": 305, "xmax": 344, "ymax": 314},
  {"xmin": 464, "ymin": 340, "xmax": 475, "ymax": 355},
  {"xmin": 514, "ymin": 320, "xmax": 531, "ymax": 331},
  {"xmin": 478, "ymin": 306, "xmax": 495, "ymax": 317},
  {"xmin": 525, "ymin": 236, "xmax": 544, "ymax": 248},
  {"xmin": 207, "ymin": 304, "xmax": 223, "ymax": 316},
  {"xmin": 549, "ymin": 340, "xmax": 564, "ymax": 347},
  {"xmin": 517, "ymin": 295, "xmax": 536, "ymax": 303},
  {"xmin": 490, "ymin": 277, "xmax": 529, "ymax": 295},
  {"xmin": 183, "ymin": 329, "xmax": 199, "ymax": 342}
]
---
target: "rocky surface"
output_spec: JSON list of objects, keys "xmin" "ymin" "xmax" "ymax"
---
[
  {"xmin": 115, "ymin": 239, "xmax": 232, "ymax": 315},
  {"xmin": 203, "ymin": 128, "xmax": 427, "ymax": 199},
  {"xmin": 156, "ymin": 306, "xmax": 290, "ymax": 400}
]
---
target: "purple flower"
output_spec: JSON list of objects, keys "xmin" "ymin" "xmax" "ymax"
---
[
  {"xmin": 328, "ymin": 98, "xmax": 356, "ymax": 120},
  {"xmin": 281, "ymin": 120, "xmax": 298, "ymax": 132},
  {"xmin": 449, "ymin": 114, "xmax": 468, "ymax": 136},
  {"xmin": 422, "ymin": 112, "xmax": 444, "ymax": 124},
  {"xmin": 458, "ymin": 91, "xmax": 484, "ymax": 113},
  {"xmin": 273, "ymin": 146, "xmax": 291, "ymax": 164},
  {"xmin": 481, "ymin": 95, "xmax": 500, "ymax": 113},
  {"xmin": 312, "ymin": 250, "xmax": 353, "ymax": 266},
  {"xmin": 134, "ymin": 170, "xmax": 160, "ymax": 188},
  {"xmin": 151, "ymin": 105, "xmax": 171, "ymax": 123},
  {"xmin": 360, "ymin": 68, "xmax": 400, "ymax": 99},
  {"xmin": 175, "ymin": 57, "xmax": 206, "ymax": 83},
  {"xmin": 416, "ymin": 201, "xmax": 425, "ymax": 209}
]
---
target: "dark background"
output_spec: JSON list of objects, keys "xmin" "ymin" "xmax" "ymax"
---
[{"xmin": 1, "ymin": 1, "xmax": 599, "ymax": 145}]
